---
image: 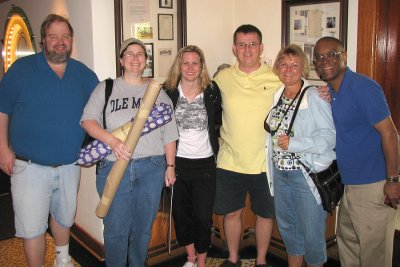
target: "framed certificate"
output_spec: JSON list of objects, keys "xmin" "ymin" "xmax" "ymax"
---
[{"xmin": 158, "ymin": 14, "xmax": 173, "ymax": 40}]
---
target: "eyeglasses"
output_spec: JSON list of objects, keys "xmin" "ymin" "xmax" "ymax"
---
[
  {"xmin": 235, "ymin": 42, "xmax": 259, "ymax": 49},
  {"xmin": 47, "ymin": 34, "xmax": 71, "ymax": 42},
  {"xmin": 313, "ymin": 51, "xmax": 343, "ymax": 65},
  {"xmin": 124, "ymin": 52, "xmax": 145, "ymax": 58}
]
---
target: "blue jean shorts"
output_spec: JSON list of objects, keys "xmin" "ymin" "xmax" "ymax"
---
[
  {"xmin": 11, "ymin": 160, "xmax": 80, "ymax": 239},
  {"xmin": 273, "ymin": 166, "xmax": 327, "ymax": 265}
]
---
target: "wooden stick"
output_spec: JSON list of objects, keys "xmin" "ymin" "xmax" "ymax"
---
[{"xmin": 96, "ymin": 80, "xmax": 162, "ymax": 218}]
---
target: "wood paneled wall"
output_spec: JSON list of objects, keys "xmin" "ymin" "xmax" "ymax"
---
[{"xmin": 357, "ymin": 0, "xmax": 400, "ymax": 131}]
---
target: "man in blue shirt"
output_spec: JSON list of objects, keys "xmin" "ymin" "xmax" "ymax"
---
[
  {"xmin": 314, "ymin": 36, "xmax": 399, "ymax": 267},
  {"xmin": 0, "ymin": 14, "xmax": 98, "ymax": 267}
]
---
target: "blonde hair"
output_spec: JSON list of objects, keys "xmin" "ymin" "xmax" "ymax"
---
[
  {"xmin": 164, "ymin": 45, "xmax": 211, "ymax": 92},
  {"xmin": 272, "ymin": 44, "xmax": 310, "ymax": 78}
]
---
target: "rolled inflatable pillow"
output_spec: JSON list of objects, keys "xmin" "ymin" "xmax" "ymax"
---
[{"xmin": 76, "ymin": 102, "xmax": 172, "ymax": 167}]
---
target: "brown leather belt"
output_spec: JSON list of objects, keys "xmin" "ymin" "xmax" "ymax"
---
[{"xmin": 15, "ymin": 155, "xmax": 61, "ymax": 168}]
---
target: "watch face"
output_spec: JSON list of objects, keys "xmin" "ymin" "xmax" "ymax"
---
[{"xmin": 3, "ymin": 7, "xmax": 36, "ymax": 73}]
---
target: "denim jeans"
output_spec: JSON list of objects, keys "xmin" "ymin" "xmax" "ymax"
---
[
  {"xmin": 273, "ymin": 166, "xmax": 327, "ymax": 266},
  {"xmin": 96, "ymin": 155, "xmax": 165, "ymax": 267}
]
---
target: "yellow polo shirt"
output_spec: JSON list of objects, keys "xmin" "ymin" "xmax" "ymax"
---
[{"xmin": 214, "ymin": 62, "xmax": 281, "ymax": 174}]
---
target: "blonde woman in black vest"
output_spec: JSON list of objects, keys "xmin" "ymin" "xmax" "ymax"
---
[{"xmin": 164, "ymin": 45, "xmax": 222, "ymax": 267}]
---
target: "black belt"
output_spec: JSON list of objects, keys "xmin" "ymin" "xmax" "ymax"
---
[{"xmin": 15, "ymin": 155, "xmax": 61, "ymax": 168}]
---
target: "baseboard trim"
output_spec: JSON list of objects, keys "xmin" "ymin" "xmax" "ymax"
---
[
  {"xmin": 70, "ymin": 223, "xmax": 105, "ymax": 261},
  {"xmin": 68, "ymin": 224, "xmax": 399, "ymax": 264}
]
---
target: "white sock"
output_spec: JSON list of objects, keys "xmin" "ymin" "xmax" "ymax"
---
[{"xmin": 55, "ymin": 244, "xmax": 70, "ymax": 264}]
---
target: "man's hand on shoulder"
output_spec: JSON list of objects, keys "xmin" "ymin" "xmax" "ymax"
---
[{"xmin": 317, "ymin": 85, "xmax": 331, "ymax": 102}]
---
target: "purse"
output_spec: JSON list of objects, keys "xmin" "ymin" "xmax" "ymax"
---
[
  {"xmin": 306, "ymin": 160, "xmax": 343, "ymax": 214},
  {"xmin": 286, "ymin": 86, "xmax": 344, "ymax": 214}
]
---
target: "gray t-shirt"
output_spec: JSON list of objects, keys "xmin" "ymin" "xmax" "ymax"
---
[{"xmin": 81, "ymin": 77, "xmax": 178, "ymax": 160}]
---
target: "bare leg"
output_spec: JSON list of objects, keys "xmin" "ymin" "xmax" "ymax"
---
[
  {"xmin": 224, "ymin": 208, "xmax": 243, "ymax": 263},
  {"xmin": 185, "ymin": 243, "xmax": 197, "ymax": 263},
  {"xmin": 23, "ymin": 234, "xmax": 46, "ymax": 267},
  {"xmin": 197, "ymin": 252, "xmax": 207, "ymax": 267},
  {"xmin": 50, "ymin": 216, "xmax": 70, "ymax": 246},
  {"xmin": 288, "ymin": 255, "xmax": 323, "ymax": 267},
  {"xmin": 255, "ymin": 216, "xmax": 273, "ymax": 265},
  {"xmin": 288, "ymin": 255, "xmax": 303, "ymax": 267}
]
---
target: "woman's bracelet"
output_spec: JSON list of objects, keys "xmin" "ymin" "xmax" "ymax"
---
[{"xmin": 166, "ymin": 164, "xmax": 175, "ymax": 168}]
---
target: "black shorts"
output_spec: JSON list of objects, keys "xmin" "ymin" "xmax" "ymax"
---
[{"xmin": 214, "ymin": 168, "xmax": 275, "ymax": 218}]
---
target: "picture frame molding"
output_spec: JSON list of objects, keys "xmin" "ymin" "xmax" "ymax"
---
[
  {"xmin": 113, "ymin": 0, "xmax": 186, "ymax": 76},
  {"xmin": 281, "ymin": 0, "xmax": 348, "ymax": 80},
  {"xmin": 158, "ymin": 14, "xmax": 174, "ymax": 40},
  {"xmin": 143, "ymin": 43, "xmax": 154, "ymax": 78}
]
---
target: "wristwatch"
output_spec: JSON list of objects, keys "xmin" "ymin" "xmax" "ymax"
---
[{"xmin": 386, "ymin": 176, "xmax": 399, "ymax": 183}]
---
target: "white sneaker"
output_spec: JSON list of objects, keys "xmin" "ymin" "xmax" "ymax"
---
[
  {"xmin": 182, "ymin": 262, "xmax": 197, "ymax": 267},
  {"xmin": 54, "ymin": 256, "xmax": 74, "ymax": 267}
]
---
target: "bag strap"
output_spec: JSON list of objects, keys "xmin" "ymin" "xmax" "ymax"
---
[
  {"xmin": 286, "ymin": 85, "xmax": 312, "ymax": 173},
  {"xmin": 102, "ymin": 78, "xmax": 113, "ymax": 129},
  {"xmin": 298, "ymin": 158, "xmax": 311, "ymax": 173},
  {"xmin": 286, "ymin": 85, "xmax": 312, "ymax": 135}
]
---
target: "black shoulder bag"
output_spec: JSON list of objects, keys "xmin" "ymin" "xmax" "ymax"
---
[
  {"xmin": 81, "ymin": 78, "xmax": 113, "ymax": 148},
  {"xmin": 287, "ymin": 86, "xmax": 344, "ymax": 215}
]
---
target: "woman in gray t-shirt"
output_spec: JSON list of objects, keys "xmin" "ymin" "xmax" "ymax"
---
[{"xmin": 81, "ymin": 38, "xmax": 178, "ymax": 267}]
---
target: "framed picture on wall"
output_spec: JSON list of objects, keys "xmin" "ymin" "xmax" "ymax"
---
[
  {"xmin": 158, "ymin": 14, "xmax": 174, "ymax": 40},
  {"xmin": 282, "ymin": 0, "xmax": 348, "ymax": 80},
  {"xmin": 143, "ymin": 43, "xmax": 154, "ymax": 78},
  {"xmin": 113, "ymin": 0, "xmax": 186, "ymax": 77},
  {"xmin": 159, "ymin": 0, "xmax": 173, "ymax": 9}
]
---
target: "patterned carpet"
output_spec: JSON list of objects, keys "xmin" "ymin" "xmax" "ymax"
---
[
  {"xmin": 0, "ymin": 233, "xmax": 80, "ymax": 267},
  {"xmin": 206, "ymin": 258, "xmax": 255, "ymax": 266},
  {"xmin": 0, "ymin": 234, "xmax": 258, "ymax": 267}
]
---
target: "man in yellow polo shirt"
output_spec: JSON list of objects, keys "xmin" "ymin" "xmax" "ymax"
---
[{"xmin": 214, "ymin": 24, "xmax": 281, "ymax": 267}]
